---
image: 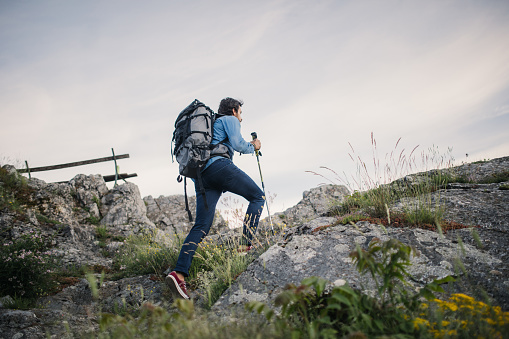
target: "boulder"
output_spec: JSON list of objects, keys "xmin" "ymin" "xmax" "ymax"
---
[
  {"xmin": 212, "ymin": 218, "xmax": 507, "ymax": 316},
  {"xmin": 277, "ymin": 184, "xmax": 350, "ymax": 225},
  {"xmin": 143, "ymin": 194, "xmax": 228, "ymax": 236},
  {"xmin": 100, "ymin": 182, "xmax": 157, "ymax": 236}
]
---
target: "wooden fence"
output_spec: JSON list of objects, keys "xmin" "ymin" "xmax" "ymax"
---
[{"xmin": 17, "ymin": 148, "xmax": 137, "ymax": 186}]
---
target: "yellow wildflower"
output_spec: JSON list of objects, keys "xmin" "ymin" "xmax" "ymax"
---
[
  {"xmin": 413, "ymin": 317, "xmax": 430, "ymax": 330},
  {"xmin": 451, "ymin": 293, "xmax": 474, "ymax": 302}
]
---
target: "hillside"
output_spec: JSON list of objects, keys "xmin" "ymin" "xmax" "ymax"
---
[{"xmin": 0, "ymin": 157, "xmax": 508, "ymax": 338}]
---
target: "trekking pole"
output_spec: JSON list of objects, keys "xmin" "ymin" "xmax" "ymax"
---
[{"xmin": 251, "ymin": 132, "xmax": 274, "ymax": 234}]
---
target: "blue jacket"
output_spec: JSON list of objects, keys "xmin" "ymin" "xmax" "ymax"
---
[{"xmin": 204, "ymin": 116, "xmax": 255, "ymax": 170}]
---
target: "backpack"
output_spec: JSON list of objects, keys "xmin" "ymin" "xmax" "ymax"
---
[{"xmin": 171, "ymin": 99, "xmax": 228, "ymax": 221}]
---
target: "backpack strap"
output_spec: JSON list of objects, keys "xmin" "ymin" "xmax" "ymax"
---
[{"xmin": 183, "ymin": 177, "xmax": 193, "ymax": 222}]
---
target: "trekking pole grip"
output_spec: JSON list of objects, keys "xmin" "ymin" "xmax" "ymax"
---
[{"xmin": 251, "ymin": 132, "xmax": 261, "ymax": 156}]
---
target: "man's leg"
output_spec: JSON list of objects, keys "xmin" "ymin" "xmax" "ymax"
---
[
  {"xmin": 217, "ymin": 162, "xmax": 265, "ymax": 246},
  {"xmin": 173, "ymin": 187, "xmax": 222, "ymax": 277}
]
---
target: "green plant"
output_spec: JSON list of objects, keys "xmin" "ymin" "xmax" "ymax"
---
[
  {"xmin": 55, "ymin": 263, "xmax": 89, "ymax": 278},
  {"xmin": 113, "ymin": 230, "xmax": 179, "ymax": 279},
  {"xmin": 87, "ymin": 215, "xmax": 101, "ymax": 225},
  {"xmin": 92, "ymin": 299, "xmax": 281, "ymax": 339},
  {"xmin": 96, "ymin": 225, "xmax": 109, "ymax": 239},
  {"xmin": 0, "ymin": 166, "xmax": 36, "ymax": 213},
  {"xmin": 92, "ymin": 195, "xmax": 101, "ymax": 207},
  {"xmin": 2, "ymin": 294, "xmax": 42, "ymax": 310},
  {"xmin": 248, "ymin": 238, "xmax": 456, "ymax": 338},
  {"xmin": 36, "ymin": 213, "xmax": 61, "ymax": 225},
  {"xmin": 191, "ymin": 237, "xmax": 263, "ymax": 308},
  {"xmin": 0, "ymin": 231, "xmax": 57, "ymax": 300},
  {"xmin": 313, "ymin": 137, "xmax": 455, "ymax": 229},
  {"xmin": 479, "ymin": 170, "xmax": 509, "ymax": 184}
]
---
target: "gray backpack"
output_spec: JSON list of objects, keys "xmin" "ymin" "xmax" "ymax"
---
[{"xmin": 171, "ymin": 99, "xmax": 228, "ymax": 220}]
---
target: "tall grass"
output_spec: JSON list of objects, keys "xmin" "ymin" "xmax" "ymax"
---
[
  {"xmin": 112, "ymin": 218, "xmax": 281, "ymax": 308},
  {"xmin": 310, "ymin": 134, "xmax": 455, "ymax": 228}
]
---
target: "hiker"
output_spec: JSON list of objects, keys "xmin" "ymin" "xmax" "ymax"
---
[{"xmin": 166, "ymin": 97, "xmax": 265, "ymax": 299}]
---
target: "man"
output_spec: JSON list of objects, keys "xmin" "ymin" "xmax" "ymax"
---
[{"xmin": 166, "ymin": 97, "xmax": 265, "ymax": 299}]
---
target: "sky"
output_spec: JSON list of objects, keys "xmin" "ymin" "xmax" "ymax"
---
[{"xmin": 1, "ymin": 0, "xmax": 509, "ymax": 221}]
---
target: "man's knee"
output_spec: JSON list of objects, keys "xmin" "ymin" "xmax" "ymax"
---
[{"xmin": 252, "ymin": 189, "xmax": 265, "ymax": 204}]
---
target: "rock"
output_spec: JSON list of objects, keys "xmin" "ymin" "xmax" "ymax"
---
[
  {"xmin": 100, "ymin": 182, "xmax": 156, "ymax": 235},
  {"xmin": 143, "ymin": 194, "xmax": 227, "ymax": 236},
  {"xmin": 69, "ymin": 174, "xmax": 108, "ymax": 207},
  {"xmin": 212, "ymin": 219, "xmax": 507, "ymax": 316},
  {"xmin": 0, "ymin": 296, "xmax": 14, "ymax": 309},
  {"xmin": 278, "ymin": 184, "xmax": 350, "ymax": 225},
  {"xmin": 0, "ymin": 309, "xmax": 43, "ymax": 339}
]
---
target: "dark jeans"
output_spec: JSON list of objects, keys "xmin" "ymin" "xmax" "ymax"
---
[{"xmin": 174, "ymin": 158, "xmax": 265, "ymax": 277}]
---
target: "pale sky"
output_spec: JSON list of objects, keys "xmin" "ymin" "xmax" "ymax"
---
[{"xmin": 1, "ymin": 0, "xmax": 509, "ymax": 218}]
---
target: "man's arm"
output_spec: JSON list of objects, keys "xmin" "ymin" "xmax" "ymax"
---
[{"xmin": 223, "ymin": 116, "xmax": 255, "ymax": 154}]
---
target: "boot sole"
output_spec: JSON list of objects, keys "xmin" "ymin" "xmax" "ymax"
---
[{"xmin": 165, "ymin": 275, "xmax": 190, "ymax": 300}]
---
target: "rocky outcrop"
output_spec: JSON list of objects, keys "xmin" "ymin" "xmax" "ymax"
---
[
  {"xmin": 212, "ymin": 157, "xmax": 509, "ymax": 316},
  {"xmin": 143, "ymin": 194, "xmax": 227, "ymax": 236},
  {"xmin": 99, "ymin": 182, "xmax": 157, "ymax": 236},
  {"xmin": 212, "ymin": 217, "xmax": 507, "ymax": 316},
  {"xmin": 0, "ymin": 275, "xmax": 168, "ymax": 339},
  {"xmin": 0, "ymin": 171, "xmax": 225, "ymax": 268},
  {"xmin": 276, "ymin": 184, "xmax": 350, "ymax": 225}
]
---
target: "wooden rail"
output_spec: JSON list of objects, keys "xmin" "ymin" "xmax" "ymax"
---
[
  {"xmin": 17, "ymin": 148, "xmax": 134, "ymax": 186},
  {"xmin": 103, "ymin": 173, "xmax": 137, "ymax": 182},
  {"xmin": 17, "ymin": 154, "xmax": 129, "ymax": 173}
]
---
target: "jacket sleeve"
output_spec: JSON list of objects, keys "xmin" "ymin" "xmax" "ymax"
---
[{"xmin": 224, "ymin": 117, "xmax": 255, "ymax": 154}]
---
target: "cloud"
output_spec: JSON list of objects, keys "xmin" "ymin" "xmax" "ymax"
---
[{"xmin": 493, "ymin": 105, "xmax": 509, "ymax": 118}]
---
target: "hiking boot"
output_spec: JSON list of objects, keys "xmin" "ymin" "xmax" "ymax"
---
[{"xmin": 166, "ymin": 271, "xmax": 190, "ymax": 300}]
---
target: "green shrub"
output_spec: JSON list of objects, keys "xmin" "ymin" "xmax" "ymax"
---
[
  {"xmin": 0, "ymin": 231, "xmax": 56, "ymax": 300},
  {"xmin": 87, "ymin": 215, "xmax": 101, "ymax": 225},
  {"xmin": 479, "ymin": 171, "xmax": 509, "ymax": 184},
  {"xmin": 113, "ymin": 231, "xmax": 178, "ymax": 279},
  {"xmin": 0, "ymin": 167, "xmax": 35, "ymax": 213},
  {"xmin": 36, "ymin": 213, "xmax": 61, "ymax": 225},
  {"xmin": 190, "ymin": 236, "xmax": 265, "ymax": 308},
  {"xmin": 96, "ymin": 225, "xmax": 109, "ymax": 239}
]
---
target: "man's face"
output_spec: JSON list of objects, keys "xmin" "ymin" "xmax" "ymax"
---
[{"xmin": 233, "ymin": 107, "xmax": 242, "ymax": 123}]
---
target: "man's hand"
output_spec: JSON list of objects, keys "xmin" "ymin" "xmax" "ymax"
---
[{"xmin": 251, "ymin": 139, "xmax": 261, "ymax": 151}]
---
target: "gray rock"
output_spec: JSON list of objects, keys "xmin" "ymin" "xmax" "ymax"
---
[
  {"xmin": 278, "ymin": 184, "xmax": 350, "ymax": 225},
  {"xmin": 144, "ymin": 194, "xmax": 227, "ymax": 236},
  {"xmin": 213, "ymin": 219, "xmax": 506, "ymax": 316},
  {"xmin": 100, "ymin": 182, "xmax": 156, "ymax": 235},
  {"xmin": 0, "ymin": 309, "xmax": 43, "ymax": 339}
]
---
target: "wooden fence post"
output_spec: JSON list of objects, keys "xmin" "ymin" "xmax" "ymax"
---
[
  {"xmin": 25, "ymin": 161, "xmax": 31, "ymax": 179},
  {"xmin": 112, "ymin": 148, "xmax": 119, "ymax": 187}
]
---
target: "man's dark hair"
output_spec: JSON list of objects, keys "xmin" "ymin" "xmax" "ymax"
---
[{"xmin": 218, "ymin": 97, "xmax": 243, "ymax": 116}]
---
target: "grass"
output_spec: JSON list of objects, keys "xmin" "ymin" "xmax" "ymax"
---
[
  {"xmin": 111, "ymin": 224, "xmax": 281, "ymax": 308},
  {"xmin": 311, "ymin": 135, "xmax": 460, "ymax": 231},
  {"xmin": 0, "ymin": 166, "xmax": 37, "ymax": 215}
]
